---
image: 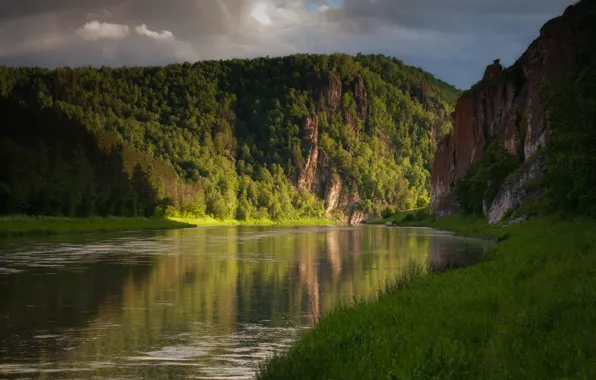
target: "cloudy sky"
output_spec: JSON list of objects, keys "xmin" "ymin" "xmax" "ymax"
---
[{"xmin": 0, "ymin": 0, "xmax": 573, "ymax": 88}]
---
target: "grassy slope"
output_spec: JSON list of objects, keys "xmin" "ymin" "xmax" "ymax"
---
[
  {"xmin": 0, "ymin": 215, "xmax": 194, "ymax": 237},
  {"xmin": 0, "ymin": 215, "xmax": 338, "ymax": 237},
  {"xmin": 258, "ymin": 215, "xmax": 596, "ymax": 379}
]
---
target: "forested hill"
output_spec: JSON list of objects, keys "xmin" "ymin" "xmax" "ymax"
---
[{"xmin": 0, "ymin": 54, "xmax": 459, "ymax": 223}]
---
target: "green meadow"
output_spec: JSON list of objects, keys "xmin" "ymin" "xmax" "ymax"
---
[
  {"xmin": 0, "ymin": 215, "xmax": 338, "ymax": 237},
  {"xmin": 257, "ymin": 215, "xmax": 596, "ymax": 379},
  {"xmin": 0, "ymin": 215, "xmax": 194, "ymax": 237}
]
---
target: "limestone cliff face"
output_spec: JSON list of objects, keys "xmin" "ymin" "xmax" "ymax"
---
[
  {"xmin": 301, "ymin": 67, "xmax": 451, "ymax": 224},
  {"xmin": 302, "ymin": 73, "xmax": 369, "ymax": 224},
  {"xmin": 297, "ymin": 114, "xmax": 319, "ymax": 191},
  {"xmin": 487, "ymin": 155, "xmax": 547, "ymax": 224},
  {"xmin": 353, "ymin": 75, "xmax": 368, "ymax": 122},
  {"xmin": 430, "ymin": 3, "xmax": 582, "ymax": 220}
]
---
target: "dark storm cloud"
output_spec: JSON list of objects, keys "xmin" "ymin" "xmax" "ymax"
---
[{"xmin": 0, "ymin": 0, "xmax": 574, "ymax": 88}]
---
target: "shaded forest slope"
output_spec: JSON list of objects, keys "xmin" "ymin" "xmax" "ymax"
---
[{"xmin": 0, "ymin": 54, "xmax": 459, "ymax": 222}]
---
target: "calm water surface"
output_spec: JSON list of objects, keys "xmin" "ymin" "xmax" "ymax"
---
[{"xmin": 0, "ymin": 225, "xmax": 488, "ymax": 379}]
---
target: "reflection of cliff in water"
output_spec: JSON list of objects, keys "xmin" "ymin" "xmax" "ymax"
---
[
  {"xmin": 429, "ymin": 232, "xmax": 489, "ymax": 273},
  {"xmin": 0, "ymin": 226, "xmax": 487, "ymax": 379}
]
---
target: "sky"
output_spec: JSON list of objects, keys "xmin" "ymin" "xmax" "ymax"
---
[{"xmin": 0, "ymin": 0, "xmax": 574, "ymax": 89}]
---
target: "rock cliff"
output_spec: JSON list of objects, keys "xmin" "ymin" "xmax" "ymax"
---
[
  {"xmin": 301, "ymin": 70, "xmax": 449, "ymax": 224},
  {"xmin": 430, "ymin": 3, "xmax": 582, "ymax": 221},
  {"xmin": 487, "ymin": 155, "xmax": 547, "ymax": 223},
  {"xmin": 300, "ymin": 74, "xmax": 369, "ymax": 224}
]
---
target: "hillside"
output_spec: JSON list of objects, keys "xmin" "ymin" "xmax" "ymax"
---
[{"xmin": 0, "ymin": 54, "xmax": 459, "ymax": 222}]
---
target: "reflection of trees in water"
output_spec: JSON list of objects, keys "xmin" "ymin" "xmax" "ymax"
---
[{"xmin": 1, "ymin": 226, "xmax": 486, "ymax": 378}]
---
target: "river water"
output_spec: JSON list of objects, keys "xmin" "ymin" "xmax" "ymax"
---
[{"xmin": 0, "ymin": 225, "xmax": 488, "ymax": 379}]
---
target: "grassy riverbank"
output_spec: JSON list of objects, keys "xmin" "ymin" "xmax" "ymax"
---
[
  {"xmin": 170, "ymin": 216, "xmax": 338, "ymax": 227},
  {"xmin": 371, "ymin": 208, "xmax": 505, "ymax": 241},
  {"xmin": 0, "ymin": 215, "xmax": 195, "ymax": 237},
  {"xmin": 257, "ymin": 214, "xmax": 596, "ymax": 379},
  {"xmin": 0, "ymin": 215, "xmax": 338, "ymax": 237}
]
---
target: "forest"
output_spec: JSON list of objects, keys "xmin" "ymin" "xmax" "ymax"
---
[{"xmin": 0, "ymin": 54, "xmax": 459, "ymax": 222}]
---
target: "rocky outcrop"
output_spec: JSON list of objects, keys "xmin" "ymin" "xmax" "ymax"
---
[
  {"xmin": 324, "ymin": 172, "xmax": 342, "ymax": 213},
  {"xmin": 430, "ymin": 3, "xmax": 583, "ymax": 220},
  {"xmin": 308, "ymin": 72, "xmax": 342, "ymax": 112},
  {"xmin": 348, "ymin": 206, "xmax": 366, "ymax": 225},
  {"xmin": 297, "ymin": 114, "xmax": 319, "ymax": 191},
  {"xmin": 353, "ymin": 75, "xmax": 368, "ymax": 122},
  {"xmin": 487, "ymin": 155, "xmax": 546, "ymax": 224},
  {"xmin": 320, "ymin": 169, "xmax": 368, "ymax": 224},
  {"xmin": 302, "ymin": 72, "xmax": 374, "ymax": 224}
]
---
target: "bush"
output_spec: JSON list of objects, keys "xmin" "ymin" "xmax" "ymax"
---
[
  {"xmin": 256, "ymin": 207, "xmax": 269, "ymax": 220},
  {"xmin": 455, "ymin": 140, "xmax": 519, "ymax": 215},
  {"xmin": 382, "ymin": 206, "xmax": 397, "ymax": 219}
]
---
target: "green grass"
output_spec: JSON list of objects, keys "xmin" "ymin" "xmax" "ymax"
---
[
  {"xmin": 171, "ymin": 216, "xmax": 338, "ymax": 227},
  {"xmin": 0, "ymin": 215, "xmax": 194, "ymax": 237},
  {"xmin": 0, "ymin": 215, "xmax": 338, "ymax": 237},
  {"xmin": 369, "ymin": 208, "xmax": 505, "ymax": 241},
  {"xmin": 258, "ymin": 215, "xmax": 596, "ymax": 379}
]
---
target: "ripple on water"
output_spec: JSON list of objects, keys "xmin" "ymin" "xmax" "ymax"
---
[{"xmin": 0, "ymin": 226, "xmax": 489, "ymax": 379}]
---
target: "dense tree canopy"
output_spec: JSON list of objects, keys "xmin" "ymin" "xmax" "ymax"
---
[
  {"xmin": 546, "ymin": 1, "xmax": 596, "ymax": 217},
  {"xmin": 0, "ymin": 54, "xmax": 459, "ymax": 220}
]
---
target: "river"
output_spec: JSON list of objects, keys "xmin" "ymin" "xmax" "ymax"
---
[{"xmin": 0, "ymin": 225, "xmax": 488, "ymax": 379}]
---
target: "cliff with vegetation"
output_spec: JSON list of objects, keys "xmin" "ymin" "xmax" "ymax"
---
[
  {"xmin": 430, "ymin": 1, "xmax": 594, "ymax": 221},
  {"xmin": 257, "ymin": 2, "xmax": 596, "ymax": 379},
  {"xmin": 0, "ymin": 54, "xmax": 458, "ymax": 223}
]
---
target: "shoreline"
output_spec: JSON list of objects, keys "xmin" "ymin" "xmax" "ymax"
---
[
  {"xmin": 0, "ymin": 216, "xmax": 195, "ymax": 238},
  {"xmin": 0, "ymin": 215, "xmax": 340, "ymax": 238},
  {"xmin": 257, "ymin": 214, "xmax": 596, "ymax": 379},
  {"xmin": 367, "ymin": 208, "xmax": 506, "ymax": 241},
  {"xmin": 170, "ymin": 216, "xmax": 339, "ymax": 228}
]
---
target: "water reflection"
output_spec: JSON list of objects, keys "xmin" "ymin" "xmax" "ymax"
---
[{"xmin": 0, "ymin": 225, "xmax": 488, "ymax": 379}]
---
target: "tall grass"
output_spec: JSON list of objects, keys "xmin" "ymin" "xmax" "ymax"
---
[
  {"xmin": 0, "ymin": 215, "xmax": 338, "ymax": 237},
  {"xmin": 0, "ymin": 215, "xmax": 194, "ymax": 237},
  {"xmin": 257, "ymin": 215, "xmax": 596, "ymax": 380}
]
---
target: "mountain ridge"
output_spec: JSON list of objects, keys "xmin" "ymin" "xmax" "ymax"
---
[{"xmin": 0, "ymin": 53, "xmax": 458, "ymax": 222}]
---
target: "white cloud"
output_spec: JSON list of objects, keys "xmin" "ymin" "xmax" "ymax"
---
[
  {"xmin": 0, "ymin": 0, "xmax": 575, "ymax": 88},
  {"xmin": 135, "ymin": 24, "xmax": 174, "ymax": 40},
  {"xmin": 76, "ymin": 20, "xmax": 129, "ymax": 40},
  {"xmin": 251, "ymin": 3, "xmax": 273, "ymax": 25}
]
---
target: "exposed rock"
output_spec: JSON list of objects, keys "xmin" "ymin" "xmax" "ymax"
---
[
  {"xmin": 429, "ymin": 132, "xmax": 458, "ymax": 217},
  {"xmin": 430, "ymin": 3, "xmax": 582, "ymax": 218},
  {"xmin": 353, "ymin": 75, "xmax": 368, "ymax": 122},
  {"xmin": 308, "ymin": 72, "xmax": 342, "ymax": 112},
  {"xmin": 348, "ymin": 204, "xmax": 366, "ymax": 225},
  {"xmin": 488, "ymin": 155, "xmax": 546, "ymax": 224},
  {"xmin": 324, "ymin": 172, "xmax": 342, "ymax": 213},
  {"xmin": 502, "ymin": 216, "xmax": 527, "ymax": 228},
  {"xmin": 483, "ymin": 59, "xmax": 503, "ymax": 80},
  {"xmin": 297, "ymin": 114, "xmax": 319, "ymax": 191}
]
